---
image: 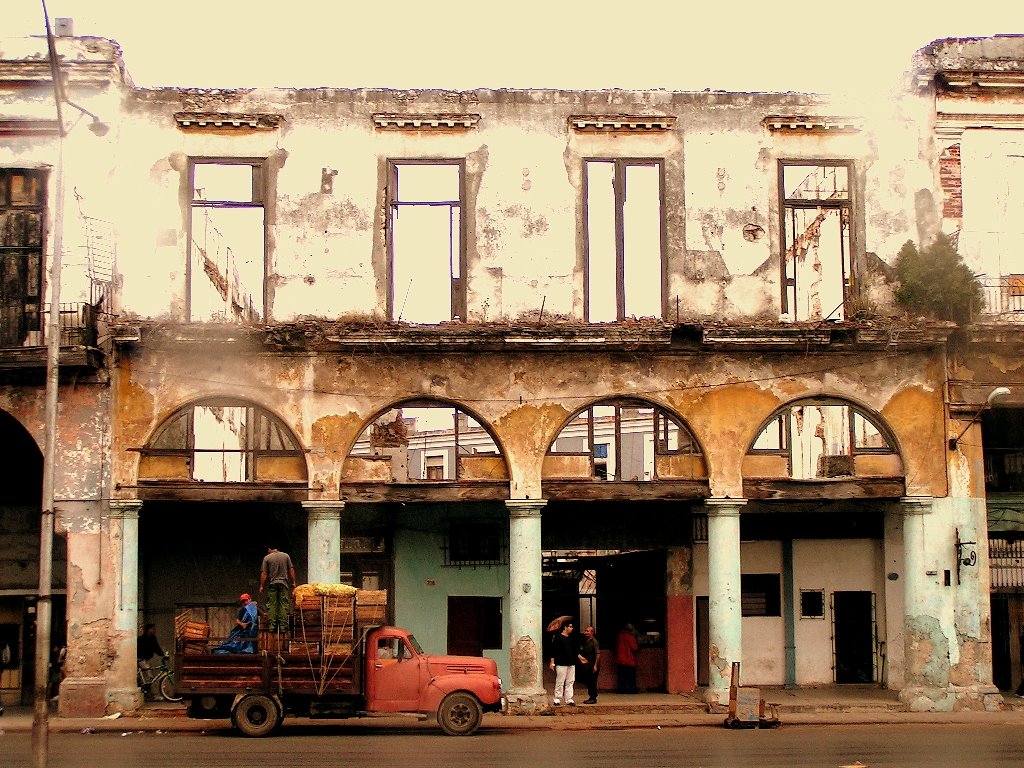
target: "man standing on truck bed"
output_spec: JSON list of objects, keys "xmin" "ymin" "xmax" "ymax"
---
[{"xmin": 259, "ymin": 546, "xmax": 296, "ymax": 633}]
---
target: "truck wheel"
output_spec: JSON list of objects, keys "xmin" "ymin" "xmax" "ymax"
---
[
  {"xmin": 437, "ymin": 692, "xmax": 482, "ymax": 736},
  {"xmin": 232, "ymin": 694, "xmax": 281, "ymax": 737}
]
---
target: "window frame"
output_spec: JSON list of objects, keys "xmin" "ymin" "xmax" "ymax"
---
[
  {"xmin": 385, "ymin": 159, "xmax": 467, "ymax": 323},
  {"xmin": 444, "ymin": 519, "xmax": 507, "ymax": 568},
  {"xmin": 740, "ymin": 573, "xmax": 782, "ymax": 617},
  {"xmin": 142, "ymin": 398, "xmax": 303, "ymax": 483},
  {"xmin": 548, "ymin": 398, "xmax": 700, "ymax": 481},
  {"xmin": 583, "ymin": 157, "xmax": 667, "ymax": 322},
  {"xmin": 186, "ymin": 157, "xmax": 267, "ymax": 323},
  {"xmin": 777, "ymin": 159, "xmax": 855, "ymax": 320},
  {"xmin": 0, "ymin": 168, "xmax": 48, "ymax": 346}
]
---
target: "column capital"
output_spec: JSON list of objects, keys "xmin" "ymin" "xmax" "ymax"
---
[
  {"xmin": 302, "ymin": 500, "xmax": 345, "ymax": 520},
  {"xmin": 703, "ymin": 497, "xmax": 747, "ymax": 517},
  {"xmin": 900, "ymin": 496, "xmax": 933, "ymax": 516},
  {"xmin": 107, "ymin": 499, "xmax": 142, "ymax": 519},
  {"xmin": 505, "ymin": 499, "xmax": 547, "ymax": 518}
]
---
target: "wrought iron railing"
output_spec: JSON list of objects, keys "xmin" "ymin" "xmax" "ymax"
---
[{"xmin": 979, "ymin": 276, "xmax": 1024, "ymax": 315}]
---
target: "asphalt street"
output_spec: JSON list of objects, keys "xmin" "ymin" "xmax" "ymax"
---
[{"xmin": 2, "ymin": 722, "xmax": 1023, "ymax": 768}]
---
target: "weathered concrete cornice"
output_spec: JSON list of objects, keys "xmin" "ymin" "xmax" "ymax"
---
[
  {"xmin": 0, "ymin": 59, "xmax": 122, "ymax": 86},
  {"xmin": 961, "ymin": 322, "xmax": 1024, "ymax": 347},
  {"xmin": 112, "ymin": 318, "xmax": 959, "ymax": 355},
  {"xmin": 699, "ymin": 322, "xmax": 953, "ymax": 351}
]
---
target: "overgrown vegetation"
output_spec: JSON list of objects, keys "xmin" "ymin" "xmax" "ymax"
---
[{"xmin": 893, "ymin": 234, "xmax": 983, "ymax": 324}]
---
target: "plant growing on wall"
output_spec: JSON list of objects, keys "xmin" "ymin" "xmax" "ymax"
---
[{"xmin": 893, "ymin": 234, "xmax": 983, "ymax": 324}]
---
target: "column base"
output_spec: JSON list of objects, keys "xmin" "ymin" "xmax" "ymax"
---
[
  {"xmin": 703, "ymin": 687, "xmax": 730, "ymax": 709},
  {"xmin": 105, "ymin": 685, "xmax": 145, "ymax": 714},
  {"xmin": 899, "ymin": 684, "xmax": 1003, "ymax": 712},
  {"xmin": 57, "ymin": 677, "xmax": 110, "ymax": 717},
  {"xmin": 504, "ymin": 689, "xmax": 550, "ymax": 714}
]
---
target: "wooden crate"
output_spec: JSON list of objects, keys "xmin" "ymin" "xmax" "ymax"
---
[
  {"xmin": 288, "ymin": 641, "xmax": 320, "ymax": 654},
  {"xmin": 182, "ymin": 640, "xmax": 209, "ymax": 654},
  {"xmin": 322, "ymin": 626, "xmax": 355, "ymax": 642},
  {"xmin": 181, "ymin": 621, "xmax": 210, "ymax": 640},
  {"xmin": 323, "ymin": 642, "xmax": 354, "ymax": 656},
  {"xmin": 357, "ymin": 590, "xmax": 387, "ymax": 606},
  {"xmin": 356, "ymin": 605, "xmax": 386, "ymax": 623}
]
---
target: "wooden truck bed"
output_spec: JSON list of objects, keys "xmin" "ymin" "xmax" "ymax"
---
[{"xmin": 176, "ymin": 649, "xmax": 358, "ymax": 696}]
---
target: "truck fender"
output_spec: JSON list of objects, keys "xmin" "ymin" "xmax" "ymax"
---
[{"xmin": 423, "ymin": 674, "xmax": 500, "ymax": 712}]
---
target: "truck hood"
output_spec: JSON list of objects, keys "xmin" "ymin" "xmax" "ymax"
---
[{"xmin": 424, "ymin": 654, "xmax": 499, "ymax": 677}]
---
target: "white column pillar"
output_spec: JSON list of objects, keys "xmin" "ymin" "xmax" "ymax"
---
[
  {"xmin": 107, "ymin": 499, "xmax": 143, "ymax": 711},
  {"xmin": 705, "ymin": 498, "xmax": 745, "ymax": 706},
  {"xmin": 303, "ymin": 501, "xmax": 343, "ymax": 584},
  {"xmin": 505, "ymin": 499, "xmax": 546, "ymax": 710}
]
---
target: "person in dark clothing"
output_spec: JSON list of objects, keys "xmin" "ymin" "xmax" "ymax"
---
[
  {"xmin": 579, "ymin": 625, "xmax": 601, "ymax": 704},
  {"xmin": 137, "ymin": 623, "xmax": 164, "ymax": 663},
  {"xmin": 548, "ymin": 620, "xmax": 586, "ymax": 706},
  {"xmin": 137, "ymin": 623, "xmax": 165, "ymax": 687}
]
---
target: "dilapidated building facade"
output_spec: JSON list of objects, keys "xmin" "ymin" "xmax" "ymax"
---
[{"xmin": 1, "ymin": 29, "xmax": 1022, "ymax": 716}]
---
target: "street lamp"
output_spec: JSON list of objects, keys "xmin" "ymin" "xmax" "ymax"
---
[
  {"xmin": 948, "ymin": 386, "xmax": 1011, "ymax": 451},
  {"xmin": 33, "ymin": 4, "xmax": 108, "ymax": 766}
]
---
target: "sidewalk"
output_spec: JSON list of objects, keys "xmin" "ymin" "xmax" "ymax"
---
[{"xmin": 2, "ymin": 688, "xmax": 1023, "ymax": 734}]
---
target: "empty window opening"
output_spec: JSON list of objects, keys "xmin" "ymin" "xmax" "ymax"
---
[
  {"xmin": 548, "ymin": 399, "xmax": 698, "ymax": 481},
  {"xmin": 800, "ymin": 589, "xmax": 826, "ymax": 619},
  {"xmin": 781, "ymin": 162, "xmax": 852, "ymax": 321},
  {"xmin": 144, "ymin": 400, "xmax": 303, "ymax": 483},
  {"xmin": 748, "ymin": 399, "xmax": 896, "ymax": 480},
  {"xmin": 741, "ymin": 573, "xmax": 782, "ymax": 617},
  {"xmin": 585, "ymin": 159, "xmax": 664, "ymax": 321},
  {"xmin": 0, "ymin": 169, "xmax": 46, "ymax": 347},
  {"xmin": 188, "ymin": 160, "xmax": 265, "ymax": 322},
  {"xmin": 387, "ymin": 161, "xmax": 464, "ymax": 323},
  {"xmin": 349, "ymin": 403, "xmax": 502, "ymax": 482}
]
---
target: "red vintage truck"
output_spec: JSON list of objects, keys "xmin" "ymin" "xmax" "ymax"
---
[{"xmin": 173, "ymin": 588, "xmax": 504, "ymax": 736}]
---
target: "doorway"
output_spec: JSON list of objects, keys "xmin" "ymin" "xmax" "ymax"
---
[
  {"xmin": 447, "ymin": 596, "xmax": 502, "ymax": 657},
  {"xmin": 832, "ymin": 590, "xmax": 875, "ymax": 683}
]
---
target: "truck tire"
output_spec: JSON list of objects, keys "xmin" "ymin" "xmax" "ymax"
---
[
  {"xmin": 232, "ymin": 694, "xmax": 281, "ymax": 737},
  {"xmin": 437, "ymin": 692, "xmax": 482, "ymax": 736}
]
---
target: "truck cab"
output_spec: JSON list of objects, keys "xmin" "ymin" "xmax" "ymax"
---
[{"xmin": 364, "ymin": 626, "xmax": 504, "ymax": 735}]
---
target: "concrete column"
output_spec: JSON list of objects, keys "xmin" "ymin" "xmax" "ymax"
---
[
  {"xmin": 899, "ymin": 495, "xmax": 951, "ymax": 710},
  {"xmin": 665, "ymin": 545, "xmax": 696, "ymax": 693},
  {"xmin": 505, "ymin": 499, "xmax": 546, "ymax": 710},
  {"xmin": 107, "ymin": 499, "xmax": 143, "ymax": 712},
  {"xmin": 304, "ymin": 501, "xmax": 343, "ymax": 584},
  {"xmin": 704, "ymin": 498, "xmax": 745, "ymax": 706}
]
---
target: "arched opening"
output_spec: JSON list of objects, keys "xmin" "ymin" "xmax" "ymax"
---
[
  {"xmin": 0, "ymin": 409, "xmax": 65, "ymax": 706},
  {"xmin": 344, "ymin": 399, "xmax": 508, "ymax": 485}
]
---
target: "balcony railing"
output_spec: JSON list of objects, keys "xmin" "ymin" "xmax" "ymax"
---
[{"xmin": 980, "ymin": 275, "xmax": 1024, "ymax": 316}]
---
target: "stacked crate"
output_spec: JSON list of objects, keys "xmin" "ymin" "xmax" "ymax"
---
[
  {"xmin": 174, "ymin": 610, "xmax": 212, "ymax": 653},
  {"xmin": 289, "ymin": 587, "xmax": 387, "ymax": 657}
]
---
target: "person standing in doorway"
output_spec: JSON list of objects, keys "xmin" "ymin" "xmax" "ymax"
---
[
  {"xmin": 259, "ymin": 546, "xmax": 296, "ymax": 633},
  {"xmin": 579, "ymin": 625, "xmax": 601, "ymax": 704},
  {"xmin": 549, "ymin": 620, "xmax": 586, "ymax": 706},
  {"xmin": 615, "ymin": 623, "xmax": 640, "ymax": 693}
]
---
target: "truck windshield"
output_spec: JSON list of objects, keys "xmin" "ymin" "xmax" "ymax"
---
[{"xmin": 406, "ymin": 634, "xmax": 424, "ymax": 655}]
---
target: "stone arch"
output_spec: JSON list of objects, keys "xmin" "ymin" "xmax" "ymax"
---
[
  {"xmin": 343, "ymin": 397, "xmax": 510, "ymax": 483},
  {"xmin": 137, "ymin": 396, "xmax": 308, "ymax": 488},
  {"xmin": 744, "ymin": 395, "xmax": 904, "ymax": 481},
  {"xmin": 544, "ymin": 396, "xmax": 706, "ymax": 482}
]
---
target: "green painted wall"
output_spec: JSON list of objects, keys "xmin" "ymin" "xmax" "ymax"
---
[{"xmin": 392, "ymin": 503, "xmax": 511, "ymax": 683}]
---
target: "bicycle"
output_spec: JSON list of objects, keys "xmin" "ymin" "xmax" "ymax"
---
[{"xmin": 138, "ymin": 653, "xmax": 182, "ymax": 702}]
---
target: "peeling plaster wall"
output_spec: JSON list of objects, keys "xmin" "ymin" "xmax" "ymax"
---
[
  {"xmin": 109, "ymin": 85, "xmax": 928, "ymax": 325},
  {"xmin": 111, "ymin": 343, "xmax": 950, "ymax": 503}
]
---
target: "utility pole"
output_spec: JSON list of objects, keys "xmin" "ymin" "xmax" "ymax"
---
[{"xmin": 33, "ymin": 3, "xmax": 64, "ymax": 765}]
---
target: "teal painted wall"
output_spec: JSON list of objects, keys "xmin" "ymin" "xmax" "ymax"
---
[{"xmin": 392, "ymin": 503, "xmax": 511, "ymax": 684}]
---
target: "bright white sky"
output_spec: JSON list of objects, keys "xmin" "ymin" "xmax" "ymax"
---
[{"xmin": 6, "ymin": 1, "xmax": 1024, "ymax": 95}]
